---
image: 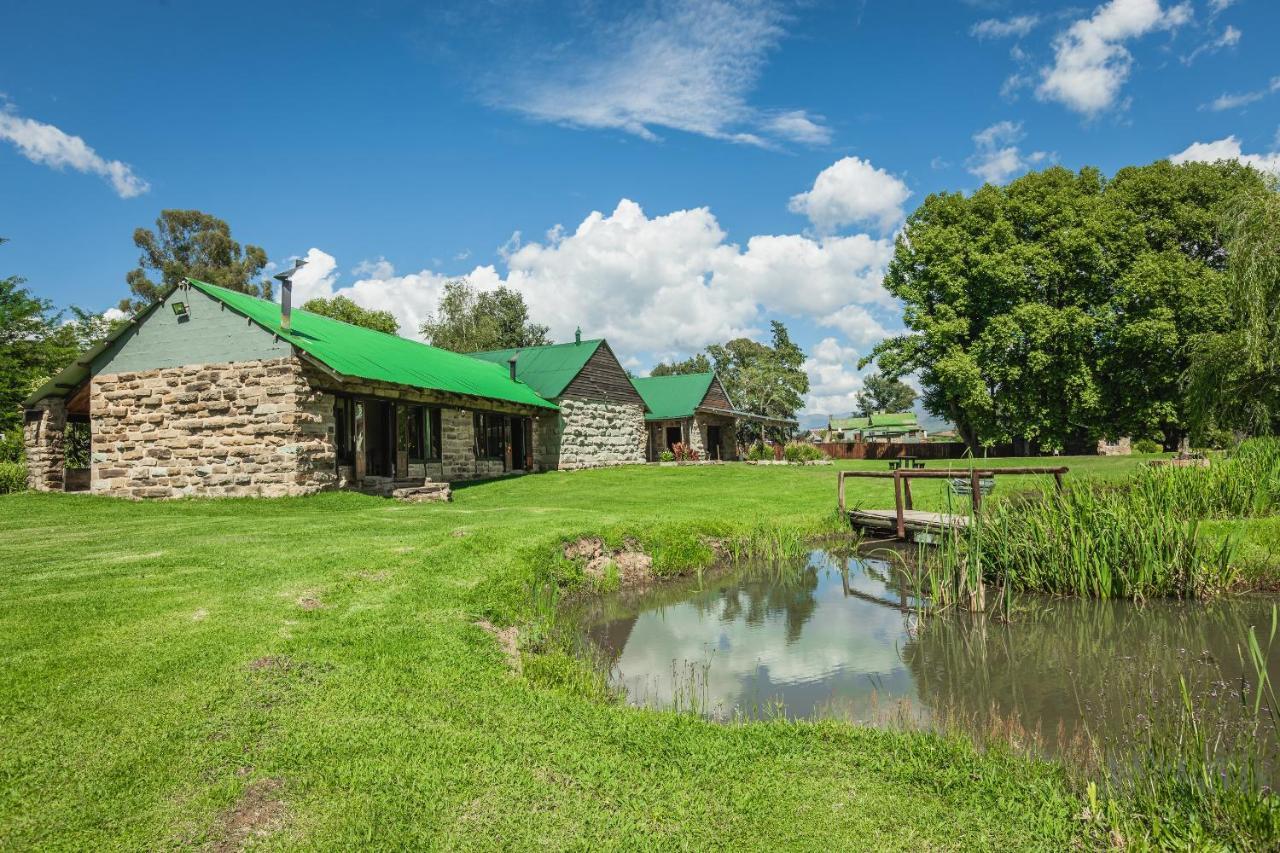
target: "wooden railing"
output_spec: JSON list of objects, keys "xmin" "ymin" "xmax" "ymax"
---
[{"xmin": 837, "ymin": 467, "xmax": 1069, "ymax": 540}]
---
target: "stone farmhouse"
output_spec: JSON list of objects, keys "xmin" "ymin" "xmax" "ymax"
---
[
  {"xmin": 630, "ymin": 372, "xmax": 791, "ymax": 460},
  {"xmin": 469, "ymin": 337, "xmax": 648, "ymax": 471},
  {"xmin": 22, "ymin": 279, "xmax": 789, "ymax": 498},
  {"xmin": 23, "ymin": 279, "xmax": 557, "ymax": 498}
]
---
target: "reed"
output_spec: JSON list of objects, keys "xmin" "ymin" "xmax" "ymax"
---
[{"xmin": 929, "ymin": 478, "xmax": 1239, "ymax": 605}]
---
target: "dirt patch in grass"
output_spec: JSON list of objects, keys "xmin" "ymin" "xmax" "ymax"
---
[
  {"xmin": 247, "ymin": 655, "xmax": 295, "ymax": 672},
  {"xmin": 451, "ymin": 528, "xmax": 468, "ymax": 538},
  {"xmin": 475, "ymin": 620, "xmax": 521, "ymax": 673},
  {"xmin": 355, "ymin": 570, "xmax": 391, "ymax": 582},
  {"xmin": 295, "ymin": 595, "xmax": 323, "ymax": 611},
  {"xmin": 564, "ymin": 537, "xmax": 653, "ymax": 587},
  {"xmin": 205, "ymin": 778, "xmax": 286, "ymax": 851}
]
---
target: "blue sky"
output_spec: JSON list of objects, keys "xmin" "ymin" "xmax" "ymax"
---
[{"xmin": 3, "ymin": 0, "xmax": 1277, "ymax": 423}]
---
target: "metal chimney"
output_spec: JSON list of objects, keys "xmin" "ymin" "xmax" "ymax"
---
[
  {"xmin": 273, "ymin": 258, "xmax": 307, "ymax": 332},
  {"xmin": 507, "ymin": 355, "xmax": 519, "ymax": 381},
  {"xmin": 575, "ymin": 326, "xmax": 582, "ymax": 345}
]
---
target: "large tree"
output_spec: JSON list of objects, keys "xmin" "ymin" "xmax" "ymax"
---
[
  {"xmin": 419, "ymin": 279, "xmax": 550, "ymax": 352},
  {"xmin": 1188, "ymin": 178, "xmax": 1280, "ymax": 438},
  {"xmin": 706, "ymin": 321, "xmax": 809, "ymax": 443},
  {"xmin": 122, "ymin": 210, "xmax": 270, "ymax": 313},
  {"xmin": 864, "ymin": 161, "xmax": 1265, "ymax": 453},
  {"xmin": 302, "ymin": 296, "xmax": 399, "ymax": 335},
  {"xmin": 649, "ymin": 353, "xmax": 712, "ymax": 376},
  {"xmin": 855, "ymin": 372, "xmax": 917, "ymax": 417}
]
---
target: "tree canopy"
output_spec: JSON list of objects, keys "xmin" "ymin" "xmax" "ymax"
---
[
  {"xmin": 855, "ymin": 372, "xmax": 917, "ymax": 417},
  {"xmin": 706, "ymin": 322, "xmax": 809, "ymax": 442},
  {"xmin": 649, "ymin": 353, "xmax": 712, "ymax": 376},
  {"xmin": 123, "ymin": 210, "xmax": 270, "ymax": 313},
  {"xmin": 419, "ymin": 279, "xmax": 551, "ymax": 352},
  {"xmin": 1188, "ymin": 178, "xmax": 1280, "ymax": 438},
  {"xmin": 864, "ymin": 160, "xmax": 1267, "ymax": 453},
  {"xmin": 301, "ymin": 296, "xmax": 399, "ymax": 335},
  {"xmin": 1, "ymin": 239, "xmax": 123, "ymax": 444}
]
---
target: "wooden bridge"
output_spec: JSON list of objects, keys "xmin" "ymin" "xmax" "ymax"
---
[{"xmin": 837, "ymin": 466, "xmax": 1068, "ymax": 541}]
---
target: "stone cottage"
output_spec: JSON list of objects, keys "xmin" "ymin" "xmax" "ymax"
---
[
  {"xmin": 468, "ymin": 335, "xmax": 649, "ymax": 470},
  {"xmin": 630, "ymin": 372, "xmax": 793, "ymax": 460},
  {"xmin": 23, "ymin": 279, "xmax": 558, "ymax": 498}
]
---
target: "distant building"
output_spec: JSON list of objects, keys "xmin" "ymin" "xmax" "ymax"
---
[{"xmin": 827, "ymin": 412, "xmax": 926, "ymax": 443}]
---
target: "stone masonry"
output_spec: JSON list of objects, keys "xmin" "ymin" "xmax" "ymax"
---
[
  {"xmin": 23, "ymin": 397, "xmax": 67, "ymax": 492},
  {"xmin": 90, "ymin": 357, "xmax": 335, "ymax": 499},
  {"xmin": 553, "ymin": 398, "xmax": 646, "ymax": 470}
]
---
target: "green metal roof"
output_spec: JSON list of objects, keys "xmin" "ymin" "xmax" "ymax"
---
[
  {"xmin": 631, "ymin": 373, "xmax": 715, "ymax": 421},
  {"xmin": 468, "ymin": 339, "xmax": 604, "ymax": 399},
  {"xmin": 186, "ymin": 279, "xmax": 556, "ymax": 410},
  {"xmin": 829, "ymin": 412, "xmax": 920, "ymax": 431}
]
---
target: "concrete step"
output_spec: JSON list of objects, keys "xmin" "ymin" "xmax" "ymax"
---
[{"xmin": 392, "ymin": 482, "xmax": 452, "ymax": 503}]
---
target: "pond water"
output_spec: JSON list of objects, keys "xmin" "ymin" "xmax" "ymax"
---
[{"xmin": 572, "ymin": 548, "xmax": 1280, "ymax": 762}]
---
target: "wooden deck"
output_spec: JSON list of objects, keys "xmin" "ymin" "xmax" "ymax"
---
[{"xmin": 848, "ymin": 508, "xmax": 970, "ymax": 534}]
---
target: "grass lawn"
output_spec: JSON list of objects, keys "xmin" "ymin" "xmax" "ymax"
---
[{"xmin": 0, "ymin": 455, "xmax": 1226, "ymax": 849}]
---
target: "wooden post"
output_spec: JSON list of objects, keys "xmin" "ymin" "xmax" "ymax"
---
[
  {"xmin": 970, "ymin": 469, "xmax": 982, "ymax": 513},
  {"xmin": 395, "ymin": 404, "xmax": 409, "ymax": 479},
  {"xmin": 1053, "ymin": 471, "xmax": 1064, "ymax": 492},
  {"xmin": 903, "ymin": 475, "xmax": 913, "ymax": 511},
  {"xmin": 837, "ymin": 471, "xmax": 846, "ymax": 514},
  {"xmin": 893, "ymin": 471, "xmax": 906, "ymax": 539}
]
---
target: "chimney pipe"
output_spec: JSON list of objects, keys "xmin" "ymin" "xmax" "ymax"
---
[
  {"xmin": 575, "ymin": 326, "xmax": 582, "ymax": 345},
  {"xmin": 273, "ymin": 258, "xmax": 308, "ymax": 332},
  {"xmin": 507, "ymin": 355, "xmax": 518, "ymax": 381}
]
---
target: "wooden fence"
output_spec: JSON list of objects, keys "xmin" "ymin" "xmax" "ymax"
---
[{"xmin": 817, "ymin": 441, "xmax": 1019, "ymax": 460}]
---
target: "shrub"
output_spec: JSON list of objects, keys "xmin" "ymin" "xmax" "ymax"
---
[
  {"xmin": 671, "ymin": 442, "xmax": 700, "ymax": 462},
  {"xmin": 0, "ymin": 428, "xmax": 23, "ymax": 463},
  {"xmin": 782, "ymin": 442, "xmax": 826, "ymax": 463},
  {"xmin": 658, "ymin": 450, "xmax": 675, "ymax": 462},
  {"xmin": 0, "ymin": 462, "xmax": 27, "ymax": 494},
  {"xmin": 746, "ymin": 443, "xmax": 770, "ymax": 461},
  {"xmin": 1133, "ymin": 438, "xmax": 1163, "ymax": 454}
]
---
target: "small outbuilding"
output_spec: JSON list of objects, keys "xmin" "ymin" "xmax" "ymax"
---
[
  {"xmin": 469, "ymin": 336, "xmax": 649, "ymax": 470},
  {"xmin": 630, "ymin": 372, "xmax": 794, "ymax": 460}
]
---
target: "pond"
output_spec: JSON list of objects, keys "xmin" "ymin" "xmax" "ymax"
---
[{"xmin": 571, "ymin": 548, "xmax": 1280, "ymax": 764}]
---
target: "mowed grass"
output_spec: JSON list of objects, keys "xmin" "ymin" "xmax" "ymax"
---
[{"xmin": 0, "ymin": 455, "xmax": 1198, "ymax": 849}]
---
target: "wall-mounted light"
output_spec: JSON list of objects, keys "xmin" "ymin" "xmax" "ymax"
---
[{"xmin": 171, "ymin": 301, "xmax": 189, "ymax": 317}]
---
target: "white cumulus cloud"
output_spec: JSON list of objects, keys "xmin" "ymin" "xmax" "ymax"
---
[
  {"xmin": 802, "ymin": 337, "xmax": 869, "ymax": 417},
  {"xmin": 788, "ymin": 156, "xmax": 912, "ymax": 234},
  {"xmin": 1170, "ymin": 136, "xmax": 1280, "ymax": 175},
  {"xmin": 1203, "ymin": 76, "xmax": 1280, "ymax": 112},
  {"xmin": 0, "ymin": 105, "xmax": 148, "ymax": 198},
  {"xmin": 1037, "ymin": 0, "xmax": 1192, "ymax": 116},
  {"xmin": 967, "ymin": 121, "xmax": 1052, "ymax": 184}
]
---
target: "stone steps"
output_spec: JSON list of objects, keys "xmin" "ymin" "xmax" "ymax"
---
[{"xmin": 391, "ymin": 482, "xmax": 452, "ymax": 503}]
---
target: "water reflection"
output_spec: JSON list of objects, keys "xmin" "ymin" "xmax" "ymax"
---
[{"xmin": 573, "ymin": 549, "xmax": 1280, "ymax": 761}]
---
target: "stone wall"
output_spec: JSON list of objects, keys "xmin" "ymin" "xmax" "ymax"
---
[
  {"xmin": 90, "ymin": 357, "xmax": 336, "ymax": 498},
  {"xmin": 1097, "ymin": 436, "xmax": 1132, "ymax": 456},
  {"xmin": 553, "ymin": 398, "xmax": 646, "ymax": 470},
  {"xmin": 439, "ymin": 408, "xmax": 504, "ymax": 480},
  {"xmin": 23, "ymin": 398, "xmax": 67, "ymax": 492}
]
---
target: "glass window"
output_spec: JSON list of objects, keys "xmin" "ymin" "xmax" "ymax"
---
[
  {"xmin": 474, "ymin": 412, "xmax": 506, "ymax": 460},
  {"xmin": 406, "ymin": 406, "xmax": 443, "ymax": 462},
  {"xmin": 429, "ymin": 409, "xmax": 442, "ymax": 462},
  {"xmin": 333, "ymin": 396, "xmax": 355, "ymax": 464}
]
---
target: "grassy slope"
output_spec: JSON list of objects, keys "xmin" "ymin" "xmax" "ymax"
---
[{"xmin": 0, "ymin": 456, "xmax": 1168, "ymax": 849}]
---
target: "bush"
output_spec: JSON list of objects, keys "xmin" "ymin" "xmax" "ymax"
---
[
  {"xmin": 671, "ymin": 442, "xmax": 700, "ymax": 462},
  {"xmin": 746, "ymin": 443, "xmax": 770, "ymax": 461},
  {"xmin": 658, "ymin": 450, "xmax": 675, "ymax": 462},
  {"xmin": 0, "ymin": 428, "xmax": 23, "ymax": 463},
  {"xmin": 0, "ymin": 462, "xmax": 27, "ymax": 494},
  {"xmin": 1133, "ymin": 438, "xmax": 1163, "ymax": 454},
  {"xmin": 783, "ymin": 442, "xmax": 826, "ymax": 463}
]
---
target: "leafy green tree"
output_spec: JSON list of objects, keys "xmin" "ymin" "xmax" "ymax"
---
[
  {"xmin": 302, "ymin": 296, "xmax": 399, "ymax": 335},
  {"xmin": 1189, "ymin": 178, "xmax": 1280, "ymax": 438},
  {"xmin": 650, "ymin": 353, "xmax": 712, "ymax": 376},
  {"xmin": 0, "ymin": 241, "xmax": 80, "ymax": 437},
  {"xmin": 855, "ymin": 372, "xmax": 917, "ymax": 417},
  {"xmin": 864, "ymin": 161, "xmax": 1266, "ymax": 453},
  {"xmin": 123, "ymin": 210, "xmax": 270, "ymax": 313},
  {"xmin": 707, "ymin": 321, "xmax": 809, "ymax": 443},
  {"xmin": 419, "ymin": 279, "xmax": 551, "ymax": 352}
]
